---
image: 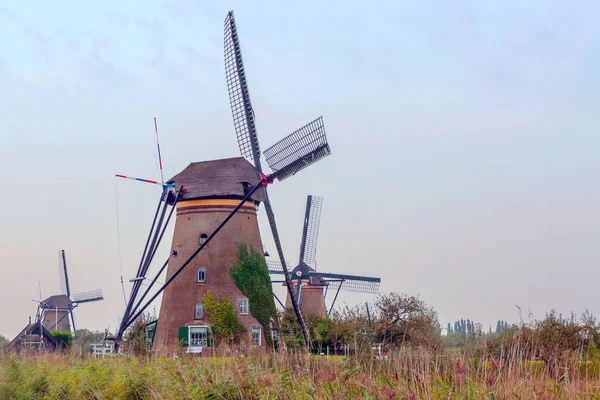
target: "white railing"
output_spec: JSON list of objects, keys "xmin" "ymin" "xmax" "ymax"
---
[{"xmin": 92, "ymin": 343, "xmax": 115, "ymax": 358}]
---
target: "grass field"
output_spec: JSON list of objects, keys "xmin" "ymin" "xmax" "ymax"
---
[{"xmin": 1, "ymin": 349, "xmax": 600, "ymax": 399}]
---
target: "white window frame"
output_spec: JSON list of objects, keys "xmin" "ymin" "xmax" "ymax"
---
[
  {"xmin": 194, "ymin": 302, "xmax": 204, "ymax": 319},
  {"xmin": 197, "ymin": 267, "xmax": 206, "ymax": 283},
  {"xmin": 238, "ymin": 298, "xmax": 249, "ymax": 315},
  {"xmin": 189, "ymin": 325, "xmax": 208, "ymax": 348},
  {"xmin": 251, "ymin": 326, "xmax": 262, "ymax": 346}
]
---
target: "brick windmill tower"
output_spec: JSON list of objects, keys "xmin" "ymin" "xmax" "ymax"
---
[{"xmin": 116, "ymin": 10, "xmax": 331, "ymax": 353}]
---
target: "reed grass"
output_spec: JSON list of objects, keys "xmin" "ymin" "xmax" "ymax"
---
[{"xmin": 1, "ymin": 344, "xmax": 599, "ymax": 399}]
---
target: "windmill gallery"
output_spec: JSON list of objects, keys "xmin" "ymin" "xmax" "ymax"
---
[{"xmin": 12, "ymin": 10, "xmax": 380, "ymax": 355}]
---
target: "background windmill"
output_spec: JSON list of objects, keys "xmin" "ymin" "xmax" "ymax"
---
[
  {"xmin": 267, "ymin": 196, "xmax": 380, "ymax": 318},
  {"xmin": 35, "ymin": 250, "xmax": 104, "ymax": 333}
]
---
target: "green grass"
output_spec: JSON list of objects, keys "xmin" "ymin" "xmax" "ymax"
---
[{"xmin": 1, "ymin": 350, "xmax": 600, "ymax": 399}]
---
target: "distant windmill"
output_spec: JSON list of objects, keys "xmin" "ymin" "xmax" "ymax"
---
[
  {"xmin": 268, "ymin": 196, "xmax": 380, "ymax": 317},
  {"xmin": 35, "ymin": 250, "xmax": 104, "ymax": 333}
]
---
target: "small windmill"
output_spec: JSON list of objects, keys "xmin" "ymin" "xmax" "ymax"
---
[
  {"xmin": 36, "ymin": 250, "xmax": 104, "ymax": 333},
  {"xmin": 267, "ymin": 196, "xmax": 380, "ymax": 317}
]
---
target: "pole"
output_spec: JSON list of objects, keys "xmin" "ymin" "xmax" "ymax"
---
[
  {"xmin": 154, "ymin": 118, "xmax": 165, "ymax": 184},
  {"xmin": 328, "ymin": 281, "xmax": 344, "ymax": 316},
  {"xmin": 117, "ymin": 178, "xmax": 265, "ymax": 340},
  {"xmin": 115, "ymin": 174, "xmax": 174, "ymax": 188},
  {"xmin": 263, "ymin": 195, "xmax": 311, "ymax": 348},
  {"xmin": 120, "ymin": 195, "xmax": 166, "ymax": 329}
]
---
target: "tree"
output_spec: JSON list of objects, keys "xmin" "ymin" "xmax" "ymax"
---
[
  {"xmin": 123, "ymin": 312, "xmax": 154, "ymax": 356},
  {"xmin": 0, "ymin": 334, "xmax": 9, "ymax": 349},
  {"xmin": 73, "ymin": 329, "xmax": 105, "ymax": 354},
  {"xmin": 374, "ymin": 292, "xmax": 440, "ymax": 348}
]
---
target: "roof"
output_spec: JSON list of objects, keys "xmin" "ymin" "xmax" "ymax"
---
[
  {"xmin": 7, "ymin": 322, "xmax": 60, "ymax": 350},
  {"xmin": 167, "ymin": 157, "xmax": 266, "ymax": 203},
  {"xmin": 42, "ymin": 294, "xmax": 72, "ymax": 309},
  {"xmin": 292, "ymin": 263, "xmax": 327, "ymax": 286}
]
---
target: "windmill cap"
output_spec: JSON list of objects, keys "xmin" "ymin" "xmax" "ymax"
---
[{"xmin": 167, "ymin": 157, "xmax": 266, "ymax": 203}]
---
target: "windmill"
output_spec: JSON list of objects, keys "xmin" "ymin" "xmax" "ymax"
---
[
  {"xmin": 268, "ymin": 196, "xmax": 380, "ymax": 317},
  {"xmin": 114, "ymin": 10, "xmax": 331, "ymax": 353},
  {"xmin": 35, "ymin": 250, "xmax": 104, "ymax": 333}
]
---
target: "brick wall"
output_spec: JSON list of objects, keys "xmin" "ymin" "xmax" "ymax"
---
[{"xmin": 153, "ymin": 199, "xmax": 268, "ymax": 355}]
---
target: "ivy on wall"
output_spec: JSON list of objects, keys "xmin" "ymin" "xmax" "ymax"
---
[
  {"xmin": 230, "ymin": 243, "xmax": 278, "ymax": 346},
  {"xmin": 203, "ymin": 291, "xmax": 245, "ymax": 344}
]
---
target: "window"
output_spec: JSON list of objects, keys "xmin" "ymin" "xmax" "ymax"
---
[
  {"xmin": 252, "ymin": 326, "xmax": 262, "ymax": 346},
  {"xmin": 199, "ymin": 234, "xmax": 208, "ymax": 245},
  {"xmin": 189, "ymin": 326, "xmax": 208, "ymax": 347},
  {"xmin": 195, "ymin": 302, "xmax": 204, "ymax": 319},
  {"xmin": 238, "ymin": 298, "xmax": 249, "ymax": 315},
  {"xmin": 197, "ymin": 267, "xmax": 206, "ymax": 282}
]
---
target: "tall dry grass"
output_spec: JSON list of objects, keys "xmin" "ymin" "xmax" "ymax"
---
[{"xmin": 1, "ymin": 340, "xmax": 599, "ymax": 399}]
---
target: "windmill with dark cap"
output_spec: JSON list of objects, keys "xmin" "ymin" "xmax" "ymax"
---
[
  {"xmin": 115, "ymin": 9, "xmax": 331, "ymax": 353},
  {"xmin": 268, "ymin": 196, "xmax": 380, "ymax": 318}
]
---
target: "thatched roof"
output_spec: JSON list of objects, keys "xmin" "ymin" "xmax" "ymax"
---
[
  {"xmin": 168, "ymin": 157, "xmax": 266, "ymax": 203},
  {"xmin": 7, "ymin": 322, "xmax": 60, "ymax": 351}
]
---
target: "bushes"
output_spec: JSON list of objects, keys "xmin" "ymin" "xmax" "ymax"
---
[
  {"xmin": 51, "ymin": 331, "xmax": 73, "ymax": 348},
  {"xmin": 203, "ymin": 291, "xmax": 245, "ymax": 344}
]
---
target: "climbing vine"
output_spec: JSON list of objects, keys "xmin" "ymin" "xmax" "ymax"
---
[
  {"xmin": 230, "ymin": 243, "xmax": 278, "ymax": 346},
  {"xmin": 203, "ymin": 291, "xmax": 245, "ymax": 344}
]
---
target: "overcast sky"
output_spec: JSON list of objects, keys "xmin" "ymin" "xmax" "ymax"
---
[{"xmin": 1, "ymin": 1, "xmax": 599, "ymax": 339}]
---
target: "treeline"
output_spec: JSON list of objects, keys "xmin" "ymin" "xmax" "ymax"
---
[{"xmin": 446, "ymin": 319, "xmax": 512, "ymax": 336}]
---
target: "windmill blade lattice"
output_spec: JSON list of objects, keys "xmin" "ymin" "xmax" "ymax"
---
[
  {"xmin": 309, "ymin": 271, "xmax": 381, "ymax": 294},
  {"xmin": 299, "ymin": 195, "xmax": 323, "ymax": 267},
  {"xmin": 224, "ymin": 10, "xmax": 260, "ymax": 169},
  {"xmin": 266, "ymin": 260, "xmax": 292, "ymax": 274},
  {"xmin": 263, "ymin": 117, "xmax": 330, "ymax": 181},
  {"xmin": 58, "ymin": 250, "xmax": 70, "ymax": 296},
  {"xmin": 72, "ymin": 289, "xmax": 104, "ymax": 304}
]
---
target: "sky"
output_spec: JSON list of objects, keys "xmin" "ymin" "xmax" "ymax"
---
[{"xmin": 0, "ymin": 0, "xmax": 599, "ymax": 339}]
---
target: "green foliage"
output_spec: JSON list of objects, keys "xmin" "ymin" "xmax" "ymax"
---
[
  {"xmin": 124, "ymin": 312, "xmax": 153, "ymax": 356},
  {"xmin": 50, "ymin": 330, "xmax": 73, "ymax": 348},
  {"xmin": 73, "ymin": 329, "xmax": 105, "ymax": 354},
  {"xmin": 203, "ymin": 291, "xmax": 245, "ymax": 344},
  {"xmin": 0, "ymin": 335, "xmax": 8, "ymax": 349},
  {"xmin": 230, "ymin": 243, "xmax": 278, "ymax": 346}
]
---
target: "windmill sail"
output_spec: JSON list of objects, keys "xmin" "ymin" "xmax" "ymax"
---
[
  {"xmin": 298, "ymin": 195, "xmax": 323, "ymax": 267},
  {"xmin": 72, "ymin": 289, "xmax": 104, "ymax": 304},
  {"xmin": 309, "ymin": 271, "xmax": 381, "ymax": 294},
  {"xmin": 266, "ymin": 260, "xmax": 292, "ymax": 274},
  {"xmin": 58, "ymin": 250, "xmax": 70, "ymax": 297},
  {"xmin": 263, "ymin": 117, "xmax": 331, "ymax": 181},
  {"xmin": 224, "ymin": 10, "xmax": 261, "ymax": 170}
]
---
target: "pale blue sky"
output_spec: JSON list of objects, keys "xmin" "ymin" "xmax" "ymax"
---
[{"xmin": 1, "ymin": 1, "xmax": 599, "ymax": 338}]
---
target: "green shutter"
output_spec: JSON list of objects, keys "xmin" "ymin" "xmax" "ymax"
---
[
  {"xmin": 178, "ymin": 327, "xmax": 189, "ymax": 347},
  {"xmin": 207, "ymin": 329, "xmax": 212, "ymax": 347}
]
